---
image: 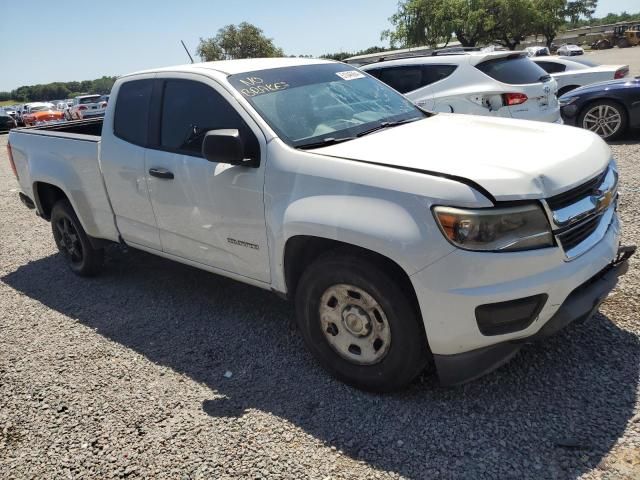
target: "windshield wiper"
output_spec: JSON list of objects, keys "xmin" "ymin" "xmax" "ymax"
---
[
  {"xmin": 296, "ymin": 136, "xmax": 357, "ymax": 150},
  {"xmin": 356, "ymin": 117, "xmax": 422, "ymax": 138}
]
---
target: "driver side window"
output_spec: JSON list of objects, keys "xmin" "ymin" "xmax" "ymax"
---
[{"xmin": 159, "ymin": 79, "xmax": 259, "ymax": 159}]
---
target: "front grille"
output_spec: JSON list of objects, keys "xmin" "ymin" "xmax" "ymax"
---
[
  {"xmin": 557, "ymin": 215, "xmax": 601, "ymax": 252},
  {"xmin": 546, "ymin": 169, "xmax": 607, "ymax": 210}
]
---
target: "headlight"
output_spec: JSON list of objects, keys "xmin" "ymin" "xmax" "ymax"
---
[
  {"xmin": 559, "ymin": 96, "xmax": 579, "ymax": 106},
  {"xmin": 433, "ymin": 204, "xmax": 553, "ymax": 252}
]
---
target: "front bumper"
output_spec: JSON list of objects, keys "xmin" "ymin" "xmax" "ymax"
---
[
  {"xmin": 560, "ymin": 104, "xmax": 579, "ymax": 125},
  {"xmin": 433, "ymin": 245, "xmax": 634, "ymax": 385}
]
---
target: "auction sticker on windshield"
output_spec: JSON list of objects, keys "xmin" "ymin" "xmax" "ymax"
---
[{"xmin": 335, "ymin": 71, "xmax": 366, "ymax": 81}]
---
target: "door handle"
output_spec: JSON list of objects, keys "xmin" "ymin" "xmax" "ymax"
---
[{"xmin": 148, "ymin": 167, "xmax": 174, "ymax": 180}]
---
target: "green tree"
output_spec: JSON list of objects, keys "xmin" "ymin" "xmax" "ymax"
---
[
  {"xmin": 382, "ymin": 0, "xmax": 502, "ymax": 48},
  {"xmin": 450, "ymin": 0, "xmax": 497, "ymax": 47},
  {"xmin": 533, "ymin": 0, "xmax": 567, "ymax": 47},
  {"xmin": 565, "ymin": 0, "xmax": 597, "ymax": 25},
  {"xmin": 381, "ymin": 0, "xmax": 455, "ymax": 47},
  {"xmin": 196, "ymin": 22, "xmax": 284, "ymax": 61},
  {"xmin": 490, "ymin": 0, "xmax": 537, "ymax": 49}
]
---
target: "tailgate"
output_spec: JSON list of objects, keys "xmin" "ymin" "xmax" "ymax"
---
[{"xmin": 7, "ymin": 129, "xmax": 119, "ymax": 241}]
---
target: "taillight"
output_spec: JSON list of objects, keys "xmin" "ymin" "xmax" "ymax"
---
[
  {"xmin": 78, "ymin": 105, "xmax": 87, "ymax": 111},
  {"xmin": 614, "ymin": 67, "xmax": 629, "ymax": 79},
  {"xmin": 7, "ymin": 142, "xmax": 18, "ymax": 179},
  {"xmin": 502, "ymin": 93, "xmax": 528, "ymax": 106}
]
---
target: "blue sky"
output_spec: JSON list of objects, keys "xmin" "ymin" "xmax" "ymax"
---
[{"xmin": 0, "ymin": 0, "xmax": 635, "ymax": 91}]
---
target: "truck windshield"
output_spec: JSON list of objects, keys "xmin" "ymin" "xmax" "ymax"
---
[{"xmin": 228, "ymin": 63, "xmax": 426, "ymax": 148}]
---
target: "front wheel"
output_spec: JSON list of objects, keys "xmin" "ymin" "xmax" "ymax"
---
[
  {"xmin": 578, "ymin": 100, "xmax": 628, "ymax": 141},
  {"xmin": 51, "ymin": 199, "xmax": 104, "ymax": 276},
  {"xmin": 295, "ymin": 252, "xmax": 429, "ymax": 392}
]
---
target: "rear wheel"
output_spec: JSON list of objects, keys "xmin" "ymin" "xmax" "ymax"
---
[
  {"xmin": 295, "ymin": 251, "xmax": 429, "ymax": 392},
  {"xmin": 51, "ymin": 199, "xmax": 104, "ymax": 276},
  {"xmin": 578, "ymin": 100, "xmax": 627, "ymax": 141}
]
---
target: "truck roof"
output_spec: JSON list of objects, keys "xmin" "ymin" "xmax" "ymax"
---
[{"xmin": 126, "ymin": 57, "xmax": 336, "ymax": 78}]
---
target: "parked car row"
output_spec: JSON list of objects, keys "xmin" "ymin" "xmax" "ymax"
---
[
  {"xmin": 2, "ymin": 94, "xmax": 110, "ymax": 129},
  {"xmin": 359, "ymin": 48, "xmax": 635, "ymax": 140}
]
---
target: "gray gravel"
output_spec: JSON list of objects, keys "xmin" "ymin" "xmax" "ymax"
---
[{"xmin": 1, "ymin": 128, "xmax": 639, "ymax": 479}]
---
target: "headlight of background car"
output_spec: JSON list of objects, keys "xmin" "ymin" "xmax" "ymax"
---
[{"xmin": 433, "ymin": 204, "xmax": 553, "ymax": 252}]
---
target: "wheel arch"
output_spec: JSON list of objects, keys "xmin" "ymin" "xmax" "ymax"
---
[
  {"xmin": 283, "ymin": 236, "xmax": 423, "ymax": 319},
  {"xmin": 33, "ymin": 181, "xmax": 111, "ymax": 249},
  {"xmin": 33, "ymin": 181, "xmax": 69, "ymax": 220}
]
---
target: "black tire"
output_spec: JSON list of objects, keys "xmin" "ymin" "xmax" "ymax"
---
[
  {"xmin": 51, "ymin": 199, "xmax": 104, "ymax": 276},
  {"xmin": 578, "ymin": 100, "xmax": 628, "ymax": 141},
  {"xmin": 295, "ymin": 251, "xmax": 429, "ymax": 392},
  {"xmin": 617, "ymin": 38, "xmax": 630, "ymax": 48}
]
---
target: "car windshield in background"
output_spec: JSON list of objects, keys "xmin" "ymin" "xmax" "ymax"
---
[
  {"xmin": 79, "ymin": 96, "xmax": 101, "ymax": 104},
  {"xmin": 228, "ymin": 63, "xmax": 426, "ymax": 148},
  {"xmin": 476, "ymin": 55, "xmax": 549, "ymax": 84}
]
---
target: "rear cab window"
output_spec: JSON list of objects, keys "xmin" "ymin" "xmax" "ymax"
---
[
  {"xmin": 476, "ymin": 55, "xmax": 550, "ymax": 84},
  {"xmin": 113, "ymin": 79, "xmax": 154, "ymax": 147}
]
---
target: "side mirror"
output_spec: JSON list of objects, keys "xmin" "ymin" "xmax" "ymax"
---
[{"xmin": 202, "ymin": 129, "xmax": 256, "ymax": 167}]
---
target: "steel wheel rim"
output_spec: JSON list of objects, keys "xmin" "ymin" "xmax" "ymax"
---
[
  {"xmin": 55, "ymin": 217, "xmax": 83, "ymax": 264},
  {"xmin": 582, "ymin": 104, "xmax": 622, "ymax": 138},
  {"xmin": 319, "ymin": 284, "xmax": 391, "ymax": 365}
]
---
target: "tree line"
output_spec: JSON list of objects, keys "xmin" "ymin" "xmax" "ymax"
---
[
  {"xmin": 0, "ymin": 76, "xmax": 116, "ymax": 103},
  {"xmin": 382, "ymin": 1, "xmax": 639, "ymax": 50}
]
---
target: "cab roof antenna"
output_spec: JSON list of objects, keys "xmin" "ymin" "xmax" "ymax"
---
[{"xmin": 181, "ymin": 40, "xmax": 194, "ymax": 64}]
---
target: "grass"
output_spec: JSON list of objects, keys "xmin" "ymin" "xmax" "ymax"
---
[{"xmin": 0, "ymin": 100, "xmax": 18, "ymax": 107}]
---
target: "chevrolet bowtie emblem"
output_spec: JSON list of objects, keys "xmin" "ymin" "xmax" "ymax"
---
[{"xmin": 594, "ymin": 189, "xmax": 614, "ymax": 211}]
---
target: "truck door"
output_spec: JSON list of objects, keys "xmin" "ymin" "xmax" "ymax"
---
[
  {"xmin": 100, "ymin": 77, "xmax": 162, "ymax": 250},
  {"xmin": 144, "ymin": 76, "xmax": 270, "ymax": 283}
]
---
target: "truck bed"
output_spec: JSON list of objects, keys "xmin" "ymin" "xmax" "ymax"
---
[
  {"xmin": 17, "ymin": 118, "xmax": 103, "ymax": 139},
  {"xmin": 9, "ymin": 118, "xmax": 120, "ymax": 243}
]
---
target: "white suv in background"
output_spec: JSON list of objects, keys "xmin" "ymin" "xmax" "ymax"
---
[
  {"xmin": 361, "ymin": 51, "xmax": 561, "ymax": 123},
  {"xmin": 65, "ymin": 94, "xmax": 108, "ymax": 120}
]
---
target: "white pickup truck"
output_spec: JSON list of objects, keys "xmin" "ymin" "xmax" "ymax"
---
[{"xmin": 7, "ymin": 58, "xmax": 634, "ymax": 391}]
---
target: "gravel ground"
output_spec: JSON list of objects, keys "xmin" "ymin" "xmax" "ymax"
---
[{"xmin": 1, "ymin": 129, "xmax": 639, "ymax": 479}]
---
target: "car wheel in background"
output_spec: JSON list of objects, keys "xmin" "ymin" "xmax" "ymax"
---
[{"xmin": 578, "ymin": 100, "xmax": 627, "ymax": 141}]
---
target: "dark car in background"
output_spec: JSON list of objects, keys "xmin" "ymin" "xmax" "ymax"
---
[
  {"xmin": 0, "ymin": 110, "xmax": 18, "ymax": 132},
  {"xmin": 559, "ymin": 76, "xmax": 640, "ymax": 140}
]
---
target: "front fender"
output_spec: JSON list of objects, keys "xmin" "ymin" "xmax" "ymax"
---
[{"xmin": 271, "ymin": 194, "xmax": 455, "ymax": 293}]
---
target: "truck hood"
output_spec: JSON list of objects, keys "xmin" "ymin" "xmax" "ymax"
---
[{"xmin": 313, "ymin": 114, "xmax": 611, "ymax": 201}]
